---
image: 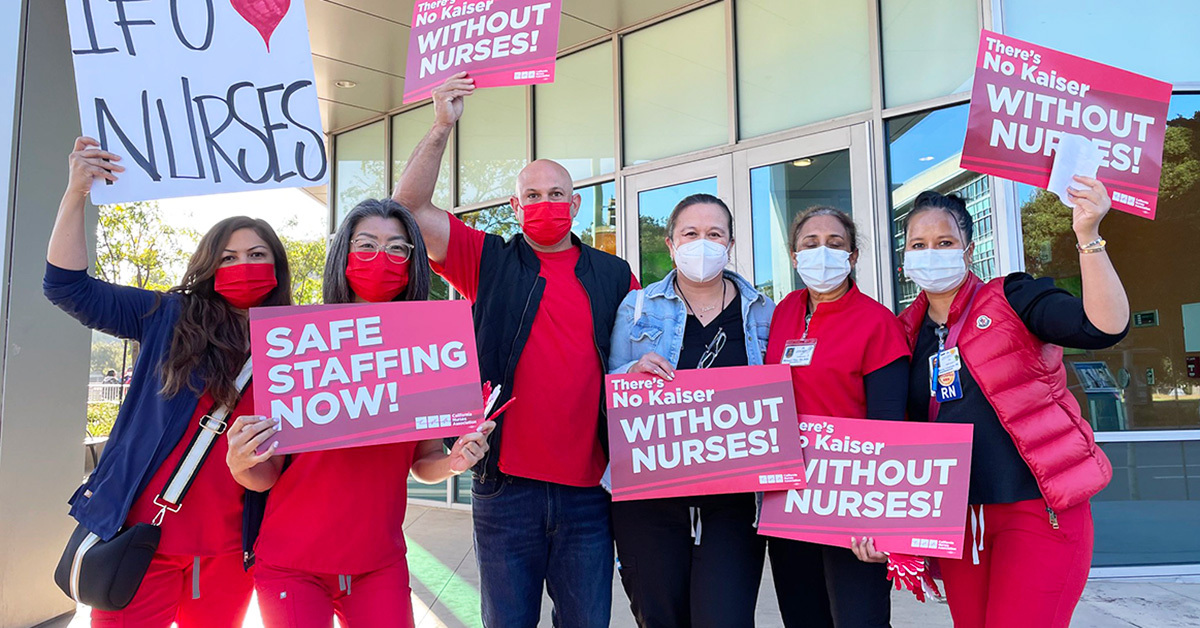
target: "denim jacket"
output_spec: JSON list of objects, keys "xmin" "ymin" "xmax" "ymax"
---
[{"xmin": 608, "ymin": 269, "xmax": 775, "ymax": 374}]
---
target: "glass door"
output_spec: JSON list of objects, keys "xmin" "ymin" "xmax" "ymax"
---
[
  {"xmin": 621, "ymin": 155, "xmax": 734, "ymax": 285},
  {"xmin": 734, "ymin": 124, "xmax": 877, "ymax": 303}
]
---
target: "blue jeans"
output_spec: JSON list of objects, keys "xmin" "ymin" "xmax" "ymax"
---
[{"xmin": 472, "ymin": 475, "xmax": 613, "ymax": 628}]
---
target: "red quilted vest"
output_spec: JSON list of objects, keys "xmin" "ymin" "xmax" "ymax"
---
[{"xmin": 897, "ymin": 273, "xmax": 1111, "ymax": 510}]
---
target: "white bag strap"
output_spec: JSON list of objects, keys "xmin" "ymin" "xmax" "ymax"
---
[
  {"xmin": 632, "ymin": 289, "xmax": 645, "ymax": 324},
  {"xmin": 153, "ymin": 358, "xmax": 253, "ymax": 524}
]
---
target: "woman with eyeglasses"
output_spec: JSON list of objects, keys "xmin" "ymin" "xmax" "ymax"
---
[
  {"xmin": 763, "ymin": 206, "xmax": 910, "ymax": 628},
  {"xmin": 607, "ymin": 194, "xmax": 774, "ymax": 628},
  {"xmin": 226, "ymin": 199, "xmax": 495, "ymax": 628}
]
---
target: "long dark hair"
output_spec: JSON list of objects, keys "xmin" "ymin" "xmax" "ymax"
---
[
  {"xmin": 161, "ymin": 217, "xmax": 291, "ymax": 408},
  {"xmin": 324, "ymin": 198, "xmax": 430, "ymax": 304}
]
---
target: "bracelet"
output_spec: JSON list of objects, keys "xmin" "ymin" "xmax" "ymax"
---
[{"xmin": 1076, "ymin": 238, "xmax": 1107, "ymax": 254}]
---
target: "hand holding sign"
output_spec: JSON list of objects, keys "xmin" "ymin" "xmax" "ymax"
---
[
  {"xmin": 1067, "ymin": 176, "xmax": 1111, "ymax": 243},
  {"xmin": 433, "ymin": 73, "xmax": 475, "ymax": 128},
  {"xmin": 225, "ymin": 415, "xmax": 280, "ymax": 474},
  {"xmin": 66, "ymin": 137, "xmax": 124, "ymax": 196}
]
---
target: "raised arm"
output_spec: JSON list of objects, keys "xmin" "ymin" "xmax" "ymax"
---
[
  {"xmin": 392, "ymin": 73, "xmax": 476, "ymax": 264},
  {"xmin": 48, "ymin": 137, "xmax": 122, "ymax": 270},
  {"xmin": 1068, "ymin": 176, "xmax": 1130, "ymax": 335},
  {"xmin": 44, "ymin": 138, "xmax": 162, "ymax": 341}
]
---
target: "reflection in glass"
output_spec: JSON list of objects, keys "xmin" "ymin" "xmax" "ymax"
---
[
  {"xmin": 334, "ymin": 121, "xmax": 386, "ymax": 224},
  {"xmin": 454, "ymin": 472, "xmax": 473, "ymax": 504},
  {"xmin": 1091, "ymin": 441, "xmax": 1200, "ymax": 566},
  {"xmin": 458, "ymin": 86, "xmax": 528, "ymax": 206},
  {"xmin": 637, "ymin": 178, "xmax": 718, "ymax": 285},
  {"xmin": 576, "ymin": 181, "xmax": 617, "ymax": 255},
  {"xmin": 1019, "ymin": 95, "xmax": 1200, "ymax": 433},
  {"xmin": 737, "ymin": 0, "xmax": 871, "ymax": 138},
  {"xmin": 392, "ymin": 105, "xmax": 453, "ymax": 210},
  {"xmin": 535, "ymin": 43, "xmax": 615, "ymax": 181},
  {"xmin": 880, "ymin": 0, "xmax": 978, "ymax": 107},
  {"xmin": 750, "ymin": 152, "xmax": 852, "ymax": 301},
  {"xmin": 622, "ymin": 4, "xmax": 728, "ymax": 165},
  {"xmin": 887, "ymin": 105, "xmax": 996, "ymax": 309},
  {"xmin": 460, "ymin": 204, "xmax": 521, "ymax": 240},
  {"xmin": 407, "ymin": 475, "xmax": 447, "ymax": 503}
]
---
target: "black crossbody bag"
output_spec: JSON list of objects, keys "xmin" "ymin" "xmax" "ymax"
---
[{"xmin": 54, "ymin": 360, "xmax": 253, "ymax": 611}]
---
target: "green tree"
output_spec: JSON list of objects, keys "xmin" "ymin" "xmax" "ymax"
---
[
  {"xmin": 95, "ymin": 200, "xmax": 196, "ymax": 291},
  {"xmin": 282, "ymin": 234, "xmax": 327, "ymax": 305}
]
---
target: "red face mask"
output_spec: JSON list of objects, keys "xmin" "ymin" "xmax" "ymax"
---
[
  {"xmin": 214, "ymin": 262, "xmax": 278, "ymax": 309},
  {"xmin": 518, "ymin": 200, "xmax": 573, "ymax": 247},
  {"xmin": 346, "ymin": 252, "xmax": 410, "ymax": 303}
]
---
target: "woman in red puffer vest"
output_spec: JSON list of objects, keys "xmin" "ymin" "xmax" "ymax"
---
[{"xmin": 896, "ymin": 177, "xmax": 1128, "ymax": 628}]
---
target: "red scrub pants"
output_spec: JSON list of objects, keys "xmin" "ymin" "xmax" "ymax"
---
[
  {"xmin": 254, "ymin": 559, "xmax": 414, "ymax": 628},
  {"xmin": 939, "ymin": 499, "xmax": 1093, "ymax": 628},
  {"xmin": 90, "ymin": 552, "xmax": 252, "ymax": 628}
]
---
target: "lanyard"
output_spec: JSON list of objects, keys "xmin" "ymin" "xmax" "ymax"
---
[{"xmin": 928, "ymin": 282, "xmax": 982, "ymax": 421}]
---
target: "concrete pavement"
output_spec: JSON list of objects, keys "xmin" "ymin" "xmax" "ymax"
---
[{"xmin": 45, "ymin": 504, "xmax": 1200, "ymax": 627}]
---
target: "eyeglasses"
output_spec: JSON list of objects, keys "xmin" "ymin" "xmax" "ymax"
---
[
  {"xmin": 351, "ymin": 238, "xmax": 414, "ymax": 264},
  {"xmin": 697, "ymin": 327, "xmax": 727, "ymax": 369}
]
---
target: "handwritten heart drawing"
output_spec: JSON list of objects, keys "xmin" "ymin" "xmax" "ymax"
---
[{"xmin": 230, "ymin": 0, "xmax": 291, "ymax": 52}]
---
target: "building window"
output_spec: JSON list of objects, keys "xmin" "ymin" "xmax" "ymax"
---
[
  {"xmin": 880, "ymin": 0, "xmax": 979, "ymax": 108},
  {"xmin": 622, "ymin": 4, "xmax": 728, "ymax": 165},
  {"xmin": 458, "ymin": 86, "xmax": 528, "ymax": 206},
  {"xmin": 1018, "ymin": 94, "xmax": 1200, "ymax": 567},
  {"xmin": 637, "ymin": 178, "xmax": 719, "ymax": 286},
  {"xmin": 737, "ymin": 0, "xmax": 871, "ymax": 138},
  {"xmin": 334, "ymin": 121, "xmax": 386, "ymax": 224},
  {"xmin": 576, "ymin": 181, "xmax": 617, "ymax": 255},
  {"xmin": 750, "ymin": 151, "xmax": 853, "ymax": 302},
  {"xmin": 886, "ymin": 104, "xmax": 997, "ymax": 309},
  {"xmin": 392, "ymin": 105, "xmax": 453, "ymax": 211},
  {"xmin": 535, "ymin": 43, "xmax": 615, "ymax": 182}
]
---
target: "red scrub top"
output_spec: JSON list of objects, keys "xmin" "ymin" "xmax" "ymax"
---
[
  {"xmin": 765, "ymin": 284, "xmax": 910, "ymax": 419},
  {"xmin": 125, "ymin": 389, "xmax": 256, "ymax": 556},
  {"xmin": 255, "ymin": 441, "xmax": 419, "ymax": 575},
  {"xmin": 432, "ymin": 216, "xmax": 637, "ymax": 487}
]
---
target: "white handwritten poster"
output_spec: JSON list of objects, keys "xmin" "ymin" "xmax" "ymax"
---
[{"xmin": 65, "ymin": 0, "xmax": 328, "ymax": 204}]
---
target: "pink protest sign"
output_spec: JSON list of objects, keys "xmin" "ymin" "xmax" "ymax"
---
[
  {"xmin": 962, "ymin": 30, "xmax": 1173, "ymax": 219},
  {"xmin": 249, "ymin": 301, "xmax": 483, "ymax": 454},
  {"xmin": 758, "ymin": 416, "xmax": 973, "ymax": 559},
  {"xmin": 606, "ymin": 365, "xmax": 806, "ymax": 502},
  {"xmin": 403, "ymin": 0, "xmax": 562, "ymax": 103}
]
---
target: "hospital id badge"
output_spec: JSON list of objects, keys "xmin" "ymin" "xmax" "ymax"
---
[
  {"xmin": 937, "ymin": 347, "xmax": 961, "ymax": 375},
  {"xmin": 782, "ymin": 339, "xmax": 817, "ymax": 366},
  {"xmin": 934, "ymin": 369, "xmax": 964, "ymax": 402}
]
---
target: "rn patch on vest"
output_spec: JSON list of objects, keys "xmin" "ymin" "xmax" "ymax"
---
[{"xmin": 976, "ymin": 315, "xmax": 992, "ymax": 330}]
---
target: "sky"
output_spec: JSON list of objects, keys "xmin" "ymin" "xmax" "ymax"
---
[{"xmin": 158, "ymin": 187, "xmax": 328, "ymax": 241}]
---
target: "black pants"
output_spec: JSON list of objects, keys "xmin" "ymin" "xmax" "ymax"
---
[
  {"xmin": 612, "ymin": 493, "xmax": 765, "ymax": 628},
  {"xmin": 768, "ymin": 538, "xmax": 891, "ymax": 627}
]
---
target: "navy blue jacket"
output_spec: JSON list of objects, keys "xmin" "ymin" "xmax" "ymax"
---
[
  {"xmin": 464, "ymin": 234, "xmax": 634, "ymax": 482},
  {"xmin": 45, "ymin": 263, "xmax": 209, "ymax": 541}
]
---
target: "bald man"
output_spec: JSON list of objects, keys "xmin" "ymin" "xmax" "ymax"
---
[{"xmin": 394, "ymin": 73, "xmax": 638, "ymax": 628}]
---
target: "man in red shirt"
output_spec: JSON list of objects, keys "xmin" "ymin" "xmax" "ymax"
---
[{"xmin": 394, "ymin": 73, "xmax": 637, "ymax": 628}]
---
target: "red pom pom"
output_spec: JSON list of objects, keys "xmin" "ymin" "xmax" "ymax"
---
[{"xmin": 887, "ymin": 554, "xmax": 942, "ymax": 603}]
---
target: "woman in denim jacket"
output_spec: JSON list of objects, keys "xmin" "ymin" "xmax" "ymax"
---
[{"xmin": 607, "ymin": 194, "xmax": 774, "ymax": 628}]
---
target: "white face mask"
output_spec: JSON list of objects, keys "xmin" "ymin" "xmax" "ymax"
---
[
  {"xmin": 904, "ymin": 248, "xmax": 968, "ymax": 293},
  {"xmin": 672, "ymin": 239, "xmax": 728, "ymax": 283},
  {"xmin": 793, "ymin": 246, "xmax": 852, "ymax": 294}
]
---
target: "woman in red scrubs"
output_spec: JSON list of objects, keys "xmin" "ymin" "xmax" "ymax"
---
[
  {"xmin": 46, "ymin": 137, "xmax": 292, "ymax": 627},
  {"xmin": 226, "ymin": 199, "xmax": 494, "ymax": 628},
  {"xmin": 763, "ymin": 206, "xmax": 910, "ymax": 628}
]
